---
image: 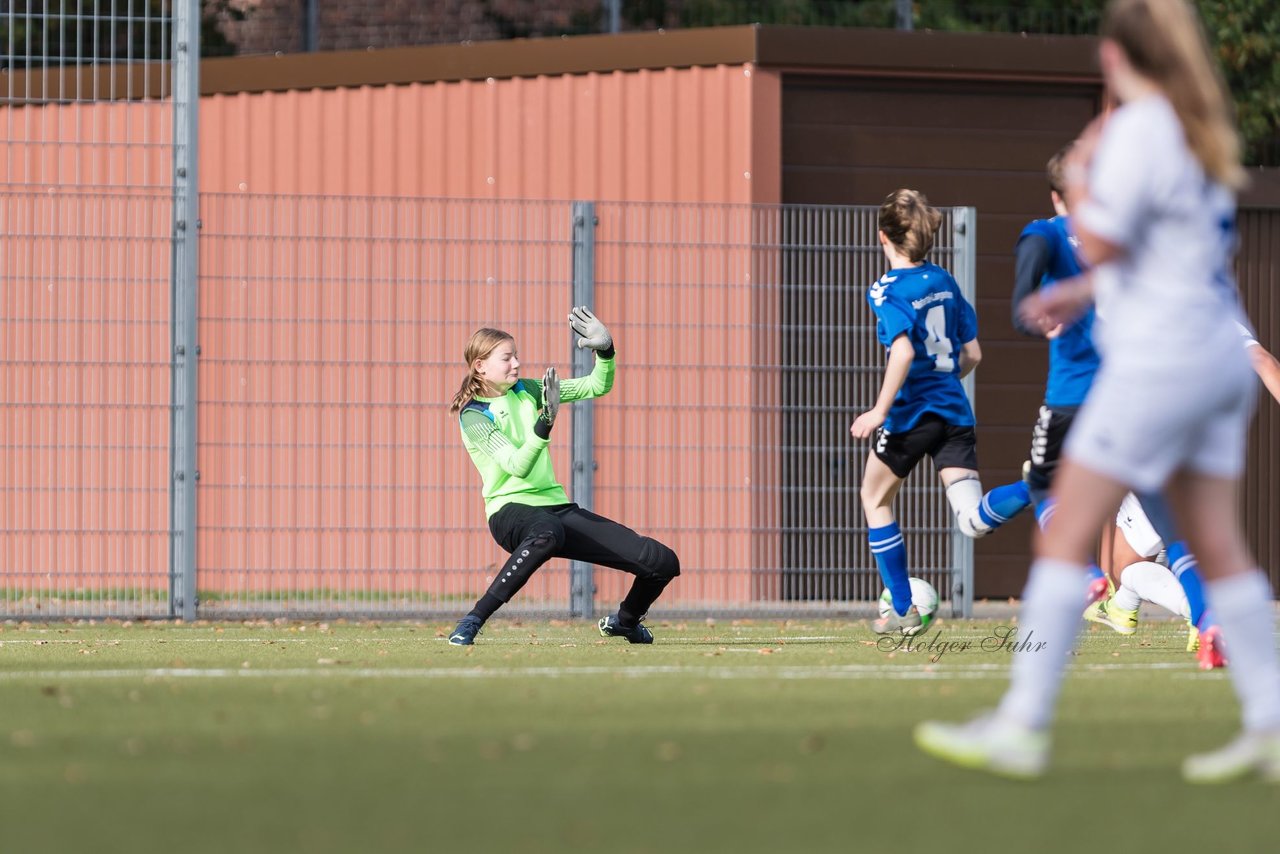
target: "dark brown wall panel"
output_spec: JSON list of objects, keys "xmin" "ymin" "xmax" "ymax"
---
[
  {"xmin": 1238, "ymin": 208, "xmax": 1280, "ymax": 590},
  {"xmin": 783, "ymin": 74, "xmax": 1100, "ymax": 597}
]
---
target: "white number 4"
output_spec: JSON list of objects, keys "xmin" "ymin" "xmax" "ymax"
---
[{"xmin": 924, "ymin": 305, "xmax": 955, "ymax": 372}]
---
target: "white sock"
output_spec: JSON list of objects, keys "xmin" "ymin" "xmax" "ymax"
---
[
  {"xmin": 1207, "ymin": 570, "xmax": 1280, "ymax": 733},
  {"xmin": 945, "ymin": 477, "xmax": 988, "ymax": 537},
  {"xmin": 1115, "ymin": 561, "xmax": 1189, "ymax": 619},
  {"xmin": 996, "ymin": 558, "xmax": 1088, "ymax": 731}
]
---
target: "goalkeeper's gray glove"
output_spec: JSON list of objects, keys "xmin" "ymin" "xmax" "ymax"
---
[
  {"xmin": 568, "ymin": 306, "xmax": 613, "ymax": 352},
  {"xmin": 538, "ymin": 366, "xmax": 560, "ymax": 429}
]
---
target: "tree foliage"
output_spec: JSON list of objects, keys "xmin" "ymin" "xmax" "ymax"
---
[
  {"xmin": 624, "ymin": 0, "xmax": 1279, "ymax": 163},
  {"xmin": 1, "ymin": 1, "xmax": 1275, "ymax": 162}
]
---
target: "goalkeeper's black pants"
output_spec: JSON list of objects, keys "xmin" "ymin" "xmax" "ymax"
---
[{"xmin": 467, "ymin": 502, "xmax": 680, "ymax": 624}]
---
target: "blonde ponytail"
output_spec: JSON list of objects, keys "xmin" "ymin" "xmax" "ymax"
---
[
  {"xmin": 449, "ymin": 372, "xmax": 488, "ymax": 416},
  {"xmin": 1103, "ymin": 0, "xmax": 1246, "ymax": 190}
]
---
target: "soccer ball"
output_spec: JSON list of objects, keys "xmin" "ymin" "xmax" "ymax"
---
[{"xmin": 877, "ymin": 577, "xmax": 940, "ymax": 636}]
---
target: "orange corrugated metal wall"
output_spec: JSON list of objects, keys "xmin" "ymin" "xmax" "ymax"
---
[{"xmin": 200, "ymin": 65, "xmax": 773, "ymax": 202}]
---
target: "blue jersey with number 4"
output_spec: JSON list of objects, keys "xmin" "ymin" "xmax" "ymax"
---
[{"xmin": 867, "ymin": 262, "xmax": 977, "ymax": 432}]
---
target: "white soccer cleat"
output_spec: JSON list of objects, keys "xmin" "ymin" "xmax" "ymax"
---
[
  {"xmin": 914, "ymin": 712, "xmax": 1050, "ymax": 780},
  {"xmin": 1183, "ymin": 731, "xmax": 1280, "ymax": 784}
]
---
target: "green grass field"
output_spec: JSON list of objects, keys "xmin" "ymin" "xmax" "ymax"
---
[{"xmin": 0, "ymin": 615, "xmax": 1275, "ymax": 854}]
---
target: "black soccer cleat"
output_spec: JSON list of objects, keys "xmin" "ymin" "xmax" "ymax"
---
[
  {"xmin": 448, "ymin": 615, "xmax": 484, "ymax": 646},
  {"xmin": 598, "ymin": 614, "xmax": 654, "ymax": 644}
]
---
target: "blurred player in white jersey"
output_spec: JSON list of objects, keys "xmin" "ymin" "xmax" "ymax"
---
[{"xmin": 915, "ymin": 0, "xmax": 1280, "ymax": 783}]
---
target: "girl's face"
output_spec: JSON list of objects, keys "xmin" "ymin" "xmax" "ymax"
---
[{"xmin": 474, "ymin": 339, "xmax": 520, "ymax": 395}]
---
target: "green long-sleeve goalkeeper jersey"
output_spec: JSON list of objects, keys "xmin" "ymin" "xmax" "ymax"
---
[{"xmin": 458, "ymin": 354, "xmax": 615, "ymax": 518}]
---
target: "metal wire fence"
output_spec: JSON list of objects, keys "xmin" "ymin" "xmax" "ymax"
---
[
  {"xmin": 585, "ymin": 201, "xmax": 975, "ymax": 618},
  {"xmin": 194, "ymin": 194, "xmax": 581, "ymax": 618},
  {"xmin": 2, "ymin": 187, "xmax": 977, "ymax": 619},
  {"xmin": 0, "ymin": 5, "xmax": 978, "ymax": 621},
  {"xmin": 0, "ymin": 0, "xmax": 185, "ymax": 618}
]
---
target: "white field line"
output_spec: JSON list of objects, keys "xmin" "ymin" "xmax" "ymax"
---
[
  {"xmin": 0, "ymin": 635, "xmax": 847, "ymax": 644},
  {"xmin": 0, "ymin": 632, "xmax": 1219, "ymax": 646},
  {"xmin": 2, "ymin": 632, "xmax": 849, "ymax": 645},
  {"xmin": 0, "ymin": 638, "xmax": 314, "ymax": 645},
  {"xmin": 0, "ymin": 661, "xmax": 1224, "ymax": 682}
]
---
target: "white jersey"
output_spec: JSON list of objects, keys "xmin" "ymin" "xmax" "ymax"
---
[
  {"xmin": 1064, "ymin": 95, "xmax": 1255, "ymax": 492},
  {"xmin": 1077, "ymin": 95, "xmax": 1247, "ymax": 372}
]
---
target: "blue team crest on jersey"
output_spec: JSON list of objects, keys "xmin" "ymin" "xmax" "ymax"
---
[
  {"xmin": 866, "ymin": 262, "xmax": 977, "ymax": 432},
  {"xmin": 869, "ymin": 277, "xmax": 894, "ymax": 307}
]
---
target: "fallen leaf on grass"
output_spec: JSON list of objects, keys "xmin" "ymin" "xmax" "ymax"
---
[{"xmin": 656, "ymin": 741, "xmax": 682, "ymax": 761}]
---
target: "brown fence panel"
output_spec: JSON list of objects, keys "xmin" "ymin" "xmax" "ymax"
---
[{"xmin": 1237, "ymin": 208, "xmax": 1280, "ymax": 590}]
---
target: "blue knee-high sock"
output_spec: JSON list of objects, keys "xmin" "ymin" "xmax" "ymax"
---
[
  {"xmin": 869, "ymin": 522, "xmax": 912, "ymax": 616},
  {"xmin": 1168, "ymin": 541, "xmax": 1211, "ymax": 628},
  {"xmin": 1035, "ymin": 497, "xmax": 1106, "ymax": 584},
  {"xmin": 978, "ymin": 480, "xmax": 1032, "ymax": 530}
]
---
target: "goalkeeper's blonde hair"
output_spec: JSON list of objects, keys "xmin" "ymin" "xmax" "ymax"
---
[{"xmin": 450, "ymin": 328, "xmax": 514, "ymax": 415}]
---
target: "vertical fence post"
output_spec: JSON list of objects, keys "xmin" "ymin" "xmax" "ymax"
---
[
  {"xmin": 569, "ymin": 202, "xmax": 597, "ymax": 618},
  {"xmin": 169, "ymin": 0, "xmax": 201, "ymax": 621},
  {"xmin": 951, "ymin": 206, "xmax": 977, "ymax": 619},
  {"xmin": 895, "ymin": 0, "xmax": 914, "ymax": 30}
]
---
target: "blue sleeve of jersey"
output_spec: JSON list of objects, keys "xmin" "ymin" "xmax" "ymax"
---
[
  {"xmin": 956, "ymin": 290, "xmax": 978, "ymax": 344},
  {"xmin": 868, "ymin": 288, "xmax": 913, "ymax": 347},
  {"xmin": 1011, "ymin": 232, "xmax": 1053, "ymax": 338}
]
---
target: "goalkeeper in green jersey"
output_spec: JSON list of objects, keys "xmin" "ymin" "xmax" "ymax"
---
[{"xmin": 446, "ymin": 307, "xmax": 680, "ymax": 646}]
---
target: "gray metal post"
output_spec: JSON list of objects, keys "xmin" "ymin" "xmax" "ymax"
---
[
  {"xmin": 569, "ymin": 202, "xmax": 597, "ymax": 618},
  {"xmin": 604, "ymin": 0, "xmax": 621, "ymax": 34},
  {"xmin": 303, "ymin": 0, "xmax": 320, "ymax": 52},
  {"xmin": 169, "ymin": 0, "xmax": 202, "ymax": 621},
  {"xmin": 951, "ymin": 206, "xmax": 977, "ymax": 618},
  {"xmin": 895, "ymin": 0, "xmax": 914, "ymax": 30}
]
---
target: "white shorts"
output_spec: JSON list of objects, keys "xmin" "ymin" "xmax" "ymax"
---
[
  {"xmin": 1116, "ymin": 493, "xmax": 1163, "ymax": 558},
  {"xmin": 1065, "ymin": 355, "xmax": 1255, "ymax": 494}
]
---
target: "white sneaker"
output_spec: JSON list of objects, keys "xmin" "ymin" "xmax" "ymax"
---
[
  {"xmin": 1183, "ymin": 731, "xmax": 1280, "ymax": 784},
  {"xmin": 914, "ymin": 712, "xmax": 1050, "ymax": 780}
]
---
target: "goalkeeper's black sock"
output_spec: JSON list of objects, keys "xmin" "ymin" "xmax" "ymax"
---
[
  {"xmin": 615, "ymin": 605, "xmax": 641, "ymax": 628},
  {"xmin": 468, "ymin": 593, "xmax": 503, "ymax": 623},
  {"xmin": 482, "ymin": 528, "xmax": 561, "ymax": 605}
]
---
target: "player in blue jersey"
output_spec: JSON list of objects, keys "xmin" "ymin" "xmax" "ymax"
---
[
  {"xmin": 850, "ymin": 189, "xmax": 988, "ymax": 635},
  {"xmin": 969, "ymin": 145, "xmax": 1114, "ymax": 602},
  {"xmin": 1010, "ymin": 147, "xmax": 1099, "ymax": 513}
]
